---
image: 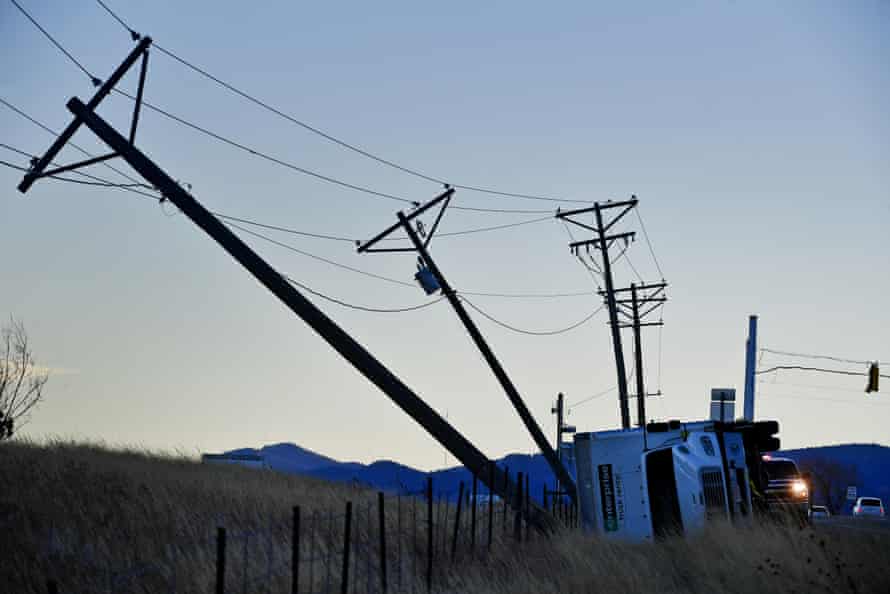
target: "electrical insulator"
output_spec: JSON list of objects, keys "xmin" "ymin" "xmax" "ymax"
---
[{"xmin": 866, "ymin": 362, "xmax": 879, "ymax": 393}]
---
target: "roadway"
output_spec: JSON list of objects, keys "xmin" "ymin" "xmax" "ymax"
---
[{"xmin": 813, "ymin": 515, "xmax": 890, "ymax": 536}]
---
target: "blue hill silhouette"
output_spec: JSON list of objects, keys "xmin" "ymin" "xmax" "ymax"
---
[{"xmin": 224, "ymin": 442, "xmax": 889, "ymax": 510}]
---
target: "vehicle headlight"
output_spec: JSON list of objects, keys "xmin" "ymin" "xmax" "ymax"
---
[{"xmin": 792, "ymin": 480, "xmax": 808, "ymax": 498}]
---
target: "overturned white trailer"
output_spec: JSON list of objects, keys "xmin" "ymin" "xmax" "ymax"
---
[{"xmin": 573, "ymin": 419, "xmax": 774, "ymax": 541}]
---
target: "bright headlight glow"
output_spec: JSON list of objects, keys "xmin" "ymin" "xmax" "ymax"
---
[{"xmin": 792, "ymin": 480, "xmax": 808, "ymax": 497}]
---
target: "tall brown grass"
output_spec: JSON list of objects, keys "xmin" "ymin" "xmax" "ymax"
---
[{"xmin": 1, "ymin": 439, "xmax": 888, "ymax": 593}]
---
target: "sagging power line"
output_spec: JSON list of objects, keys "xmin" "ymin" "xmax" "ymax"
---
[{"xmin": 91, "ymin": 0, "xmax": 590, "ymax": 206}]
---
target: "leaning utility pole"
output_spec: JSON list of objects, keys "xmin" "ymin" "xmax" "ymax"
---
[
  {"xmin": 357, "ymin": 194, "xmax": 577, "ymax": 503},
  {"xmin": 15, "ymin": 39, "xmax": 557, "ymax": 527},
  {"xmin": 556, "ymin": 199, "xmax": 638, "ymax": 429}
]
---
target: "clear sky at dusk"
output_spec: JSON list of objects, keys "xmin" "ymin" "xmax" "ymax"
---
[{"xmin": 2, "ymin": 1, "xmax": 888, "ymax": 470}]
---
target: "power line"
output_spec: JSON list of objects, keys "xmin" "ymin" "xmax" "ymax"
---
[
  {"xmin": 10, "ymin": 4, "xmax": 569, "ymax": 216},
  {"xmin": 0, "ymin": 141, "xmax": 601, "ymax": 301},
  {"xmin": 91, "ymin": 0, "xmax": 590, "ymax": 206},
  {"xmin": 567, "ymin": 385, "xmax": 616, "ymax": 410},
  {"xmin": 8, "ymin": 0, "xmax": 100, "ymax": 85},
  {"xmin": 460, "ymin": 296, "xmax": 604, "ymax": 336},
  {"xmin": 284, "ymin": 275, "xmax": 446, "ymax": 314},
  {"xmin": 435, "ymin": 215, "xmax": 552, "ymax": 238},
  {"xmin": 460, "ymin": 289, "xmax": 595, "ymax": 299},
  {"xmin": 112, "ymin": 89, "xmax": 416, "ymax": 205},
  {"xmin": 0, "ymin": 143, "xmax": 155, "ymax": 190},
  {"xmin": 0, "ymin": 96, "xmax": 156, "ymax": 188},
  {"xmin": 226, "ymin": 221, "xmax": 417, "ymax": 288},
  {"xmin": 759, "ymin": 348, "xmax": 874, "ymax": 366},
  {"xmin": 635, "ymin": 207, "xmax": 665, "ymax": 280}
]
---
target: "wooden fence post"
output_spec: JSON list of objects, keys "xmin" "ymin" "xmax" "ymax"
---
[
  {"xmin": 514, "ymin": 472, "xmax": 523, "ymax": 541},
  {"xmin": 292, "ymin": 505, "xmax": 301, "ymax": 594},
  {"xmin": 471, "ymin": 474, "xmax": 478, "ymax": 551},
  {"xmin": 451, "ymin": 481, "xmax": 465, "ymax": 559},
  {"xmin": 341, "ymin": 502, "xmax": 352, "ymax": 594},
  {"xmin": 503, "ymin": 465, "xmax": 510, "ymax": 533},
  {"xmin": 378, "ymin": 492, "xmax": 388, "ymax": 593},
  {"xmin": 487, "ymin": 463, "xmax": 494, "ymax": 550},
  {"xmin": 426, "ymin": 476, "xmax": 433, "ymax": 594},
  {"xmin": 215, "ymin": 527, "xmax": 226, "ymax": 594},
  {"xmin": 522, "ymin": 472, "xmax": 532, "ymax": 540}
]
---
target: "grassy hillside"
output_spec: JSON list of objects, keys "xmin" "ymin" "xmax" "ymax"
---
[{"xmin": 2, "ymin": 440, "xmax": 889, "ymax": 593}]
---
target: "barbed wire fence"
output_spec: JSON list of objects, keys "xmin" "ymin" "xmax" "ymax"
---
[{"xmin": 32, "ymin": 472, "xmax": 579, "ymax": 594}]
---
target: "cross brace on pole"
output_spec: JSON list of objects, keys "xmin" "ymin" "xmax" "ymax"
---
[
  {"xmin": 358, "ymin": 195, "xmax": 577, "ymax": 503},
  {"xmin": 16, "ymin": 43, "xmax": 557, "ymax": 531}
]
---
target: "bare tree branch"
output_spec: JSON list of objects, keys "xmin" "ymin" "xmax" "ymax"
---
[{"xmin": 0, "ymin": 316, "xmax": 49, "ymax": 440}]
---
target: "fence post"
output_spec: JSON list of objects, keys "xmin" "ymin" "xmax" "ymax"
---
[
  {"xmin": 487, "ymin": 463, "xmax": 494, "ymax": 550},
  {"xmin": 412, "ymin": 495, "xmax": 418, "ymax": 594},
  {"xmin": 378, "ymin": 492, "xmax": 388, "ymax": 593},
  {"xmin": 470, "ymin": 475, "xmax": 477, "ymax": 552},
  {"xmin": 451, "ymin": 481, "xmax": 465, "ymax": 559},
  {"xmin": 216, "ymin": 527, "xmax": 226, "ymax": 594},
  {"xmin": 426, "ymin": 476, "xmax": 433, "ymax": 594},
  {"xmin": 341, "ymin": 502, "xmax": 352, "ymax": 594},
  {"xmin": 397, "ymin": 494, "xmax": 402, "ymax": 592},
  {"xmin": 522, "ymin": 472, "xmax": 532, "ymax": 541},
  {"xmin": 514, "ymin": 472, "xmax": 523, "ymax": 541},
  {"xmin": 503, "ymin": 465, "xmax": 509, "ymax": 533},
  {"xmin": 292, "ymin": 506, "xmax": 301, "ymax": 594}
]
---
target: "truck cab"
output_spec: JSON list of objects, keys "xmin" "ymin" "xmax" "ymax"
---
[
  {"xmin": 573, "ymin": 420, "xmax": 759, "ymax": 541},
  {"xmin": 759, "ymin": 456, "xmax": 809, "ymax": 520}
]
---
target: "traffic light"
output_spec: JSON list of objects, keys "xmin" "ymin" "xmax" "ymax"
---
[
  {"xmin": 754, "ymin": 420, "xmax": 780, "ymax": 453},
  {"xmin": 866, "ymin": 363, "xmax": 879, "ymax": 393}
]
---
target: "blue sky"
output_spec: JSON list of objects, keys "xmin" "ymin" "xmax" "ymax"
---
[{"xmin": 1, "ymin": 1, "xmax": 888, "ymax": 470}]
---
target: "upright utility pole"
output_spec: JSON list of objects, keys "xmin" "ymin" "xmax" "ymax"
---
[
  {"xmin": 631, "ymin": 285, "xmax": 646, "ymax": 428},
  {"xmin": 610, "ymin": 282, "xmax": 667, "ymax": 429},
  {"xmin": 557, "ymin": 199, "xmax": 638, "ymax": 429},
  {"xmin": 15, "ymin": 41, "xmax": 558, "ymax": 528},
  {"xmin": 550, "ymin": 392, "xmax": 575, "ymax": 497},
  {"xmin": 358, "ymin": 196, "xmax": 577, "ymax": 503}
]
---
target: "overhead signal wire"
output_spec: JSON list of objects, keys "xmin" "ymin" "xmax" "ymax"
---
[
  {"xmin": 756, "ymin": 366, "xmax": 889, "ymax": 379},
  {"xmin": 759, "ymin": 392, "xmax": 890, "ymax": 407},
  {"xmin": 460, "ymin": 296, "xmax": 604, "ymax": 336},
  {"xmin": 756, "ymin": 379, "xmax": 874, "ymax": 395},
  {"xmin": 759, "ymin": 348, "xmax": 875, "ymax": 367},
  {"xmin": 92, "ymin": 0, "xmax": 590, "ymax": 206}
]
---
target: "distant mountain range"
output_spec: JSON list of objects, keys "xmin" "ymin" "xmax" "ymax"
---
[{"xmin": 224, "ymin": 442, "xmax": 890, "ymax": 509}]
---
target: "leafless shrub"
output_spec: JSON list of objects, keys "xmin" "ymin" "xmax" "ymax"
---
[{"xmin": 0, "ymin": 317, "xmax": 48, "ymax": 440}]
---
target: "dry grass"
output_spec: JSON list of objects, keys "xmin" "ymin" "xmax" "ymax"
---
[{"xmin": 1, "ymin": 439, "xmax": 888, "ymax": 593}]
